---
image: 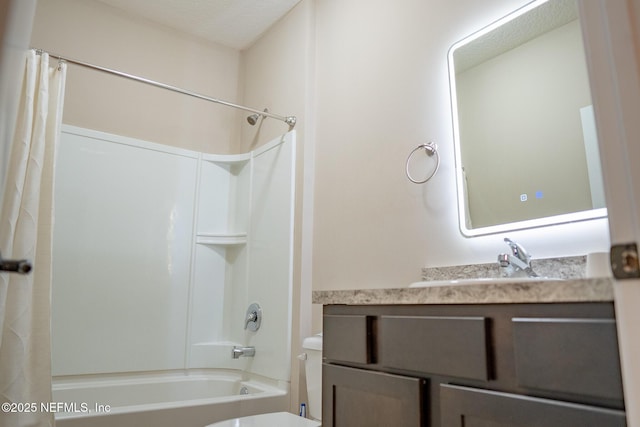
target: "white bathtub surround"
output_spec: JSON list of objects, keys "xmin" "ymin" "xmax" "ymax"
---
[
  {"xmin": 52, "ymin": 370, "xmax": 288, "ymax": 427},
  {"xmin": 53, "ymin": 128, "xmax": 198, "ymax": 374},
  {"xmin": 0, "ymin": 51, "xmax": 66, "ymax": 427},
  {"xmin": 52, "ymin": 126, "xmax": 296, "ymax": 420},
  {"xmin": 189, "ymin": 136, "xmax": 297, "ymax": 382}
]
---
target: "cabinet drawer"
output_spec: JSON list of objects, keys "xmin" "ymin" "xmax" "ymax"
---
[
  {"xmin": 440, "ymin": 384, "xmax": 626, "ymax": 427},
  {"xmin": 323, "ymin": 314, "xmax": 374, "ymax": 364},
  {"xmin": 512, "ymin": 317, "xmax": 623, "ymax": 401},
  {"xmin": 379, "ymin": 315, "xmax": 489, "ymax": 380},
  {"xmin": 323, "ymin": 364, "xmax": 426, "ymax": 427}
]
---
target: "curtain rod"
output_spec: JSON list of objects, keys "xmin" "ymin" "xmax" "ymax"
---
[{"xmin": 33, "ymin": 48, "xmax": 297, "ymax": 129}]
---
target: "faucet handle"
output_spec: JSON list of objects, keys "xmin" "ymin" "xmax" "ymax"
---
[
  {"xmin": 245, "ymin": 311, "xmax": 257, "ymax": 328},
  {"xmin": 504, "ymin": 237, "xmax": 531, "ymax": 262},
  {"xmin": 499, "ymin": 238, "xmax": 539, "ymax": 278},
  {"xmin": 244, "ymin": 303, "xmax": 262, "ymax": 331}
]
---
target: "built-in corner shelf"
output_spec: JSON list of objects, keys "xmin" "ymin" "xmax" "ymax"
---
[
  {"xmin": 201, "ymin": 152, "xmax": 251, "ymax": 165},
  {"xmin": 196, "ymin": 232, "xmax": 247, "ymax": 246},
  {"xmin": 195, "ymin": 152, "xmax": 251, "ymax": 248}
]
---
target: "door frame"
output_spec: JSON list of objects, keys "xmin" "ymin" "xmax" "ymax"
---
[{"xmin": 579, "ymin": 1, "xmax": 640, "ymax": 425}]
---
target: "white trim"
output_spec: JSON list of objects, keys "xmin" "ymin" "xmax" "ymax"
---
[
  {"xmin": 579, "ymin": 1, "xmax": 640, "ymax": 425},
  {"xmin": 459, "ymin": 208, "xmax": 608, "ymax": 237}
]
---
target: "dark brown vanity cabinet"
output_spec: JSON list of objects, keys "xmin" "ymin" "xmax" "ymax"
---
[{"xmin": 322, "ymin": 303, "xmax": 626, "ymax": 427}]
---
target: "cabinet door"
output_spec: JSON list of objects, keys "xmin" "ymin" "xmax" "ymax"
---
[
  {"xmin": 323, "ymin": 364, "xmax": 427, "ymax": 427},
  {"xmin": 440, "ymin": 384, "xmax": 626, "ymax": 427}
]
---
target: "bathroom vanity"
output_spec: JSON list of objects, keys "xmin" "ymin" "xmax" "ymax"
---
[{"xmin": 314, "ymin": 278, "xmax": 626, "ymax": 426}]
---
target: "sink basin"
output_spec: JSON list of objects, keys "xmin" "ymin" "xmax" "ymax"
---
[{"xmin": 409, "ymin": 277, "xmax": 562, "ymax": 288}]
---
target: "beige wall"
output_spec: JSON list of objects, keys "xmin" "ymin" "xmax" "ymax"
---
[
  {"xmin": 239, "ymin": 3, "xmax": 311, "ymax": 152},
  {"xmin": 30, "ymin": 0, "xmax": 241, "ymax": 153}
]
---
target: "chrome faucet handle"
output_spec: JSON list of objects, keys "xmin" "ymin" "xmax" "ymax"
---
[
  {"xmin": 245, "ymin": 311, "xmax": 257, "ymax": 327},
  {"xmin": 499, "ymin": 238, "xmax": 539, "ymax": 277},
  {"xmin": 504, "ymin": 237, "xmax": 531, "ymax": 263},
  {"xmin": 498, "ymin": 252, "xmax": 529, "ymax": 271},
  {"xmin": 244, "ymin": 303, "xmax": 262, "ymax": 331}
]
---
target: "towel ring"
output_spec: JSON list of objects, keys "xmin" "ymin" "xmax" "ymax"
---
[{"xmin": 405, "ymin": 141, "xmax": 440, "ymax": 184}]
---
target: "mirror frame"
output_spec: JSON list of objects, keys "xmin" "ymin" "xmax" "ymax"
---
[{"xmin": 448, "ymin": 0, "xmax": 608, "ymax": 237}]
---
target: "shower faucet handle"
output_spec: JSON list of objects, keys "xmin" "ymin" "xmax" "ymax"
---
[
  {"xmin": 244, "ymin": 303, "xmax": 262, "ymax": 331},
  {"xmin": 245, "ymin": 311, "xmax": 257, "ymax": 325}
]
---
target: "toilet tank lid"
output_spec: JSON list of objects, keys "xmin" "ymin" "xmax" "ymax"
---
[{"xmin": 302, "ymin": 333, "xmax": 322, "ymax": 351}]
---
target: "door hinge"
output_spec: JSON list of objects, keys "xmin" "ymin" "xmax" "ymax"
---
[{"xmin": 610, "ymin": 243, "xmax": 640, "ymax": 279}]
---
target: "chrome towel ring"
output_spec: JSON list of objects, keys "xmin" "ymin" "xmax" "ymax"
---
[{"xmin": 405, "ymin": 141, "xmax": 440, "ymax": 184}]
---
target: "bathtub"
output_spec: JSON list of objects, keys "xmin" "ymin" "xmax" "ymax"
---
[{"xmin": 52, "ymin": 370, "xmax": 289, "ymax": 427}]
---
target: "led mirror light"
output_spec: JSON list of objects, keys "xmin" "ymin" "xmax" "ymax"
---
[{"xmin": 448, "ymin": 0, "xmax": 607, "ymax": 237}]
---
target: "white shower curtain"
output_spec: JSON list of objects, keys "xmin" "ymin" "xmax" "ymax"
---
[{"xmin": 0, "ymin": 50, "xmax": 66, "ymax": 427}]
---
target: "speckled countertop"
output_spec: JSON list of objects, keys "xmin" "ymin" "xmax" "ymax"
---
[
  {"xmin": 312, "ymin": 277, "xmax": 615, "ymax": 305},
  {"xmin": 313, "ymin": 256, "xmax": 615, "ymax": 305}
]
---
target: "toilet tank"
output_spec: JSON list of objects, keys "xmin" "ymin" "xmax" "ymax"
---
[{"xmin": 302, "ymin": 334, "xmax": 322, "ymax": 421}]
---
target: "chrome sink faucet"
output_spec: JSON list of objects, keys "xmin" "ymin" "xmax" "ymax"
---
[{"xmin": 498, "ymin": 238, "xmax": 539, "ymax": 278}]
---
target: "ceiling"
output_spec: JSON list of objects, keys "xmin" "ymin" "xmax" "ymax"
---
[
  {"xmin": 94, "ymin": 0, "xmax": 302, "ymax": 50},
  {"xmin": 453, "ymin": 0, "xmax": 578, "ymax": 72}
]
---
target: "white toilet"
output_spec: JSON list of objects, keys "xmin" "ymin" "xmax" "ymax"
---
[{"xmin": 205, "ymin": 334, "xmax": 323, "ymax": 427}]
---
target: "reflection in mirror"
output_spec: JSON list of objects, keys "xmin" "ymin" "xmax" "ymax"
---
[{"xmin": 449, "ymin": 0, "xmax": 607, "ymax": 236}]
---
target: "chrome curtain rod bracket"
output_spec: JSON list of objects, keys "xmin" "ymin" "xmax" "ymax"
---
[{"xmin": 32, "ymin": 48, "xmax": 297, "ymax": 129}]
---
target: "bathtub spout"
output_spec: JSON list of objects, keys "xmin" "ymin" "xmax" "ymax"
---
[{"xmin": 232, "ymin": 346, "xmax": 255, "ymax": 359}]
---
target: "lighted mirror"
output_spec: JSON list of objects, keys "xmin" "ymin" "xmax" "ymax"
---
[{"xmin": 449, "ymin": 0, "xmax": 607, "ymax": 237}]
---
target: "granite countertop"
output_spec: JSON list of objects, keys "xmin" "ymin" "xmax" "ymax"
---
[{"xmin": 312, "ymin": 277, "xmax": 615, "ymax": 305}]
